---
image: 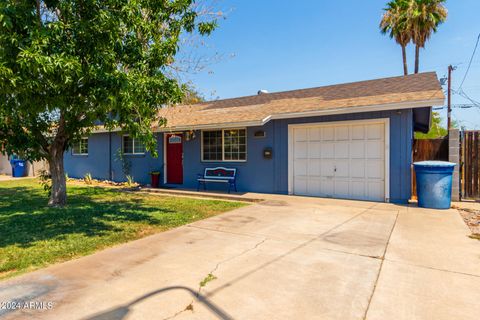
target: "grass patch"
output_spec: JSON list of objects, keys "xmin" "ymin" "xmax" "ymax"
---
[{"xmin": 0, "ymin": 179, "xmax": 246, "ymax": 280}]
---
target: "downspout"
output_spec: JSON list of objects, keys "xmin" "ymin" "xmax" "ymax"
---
[{"xmin": 109, "ymin": 130, "xmax": 112, "ymax": 181}]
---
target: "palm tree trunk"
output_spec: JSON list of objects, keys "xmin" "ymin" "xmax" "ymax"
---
[
  {"xmin": 414, "ymin": 44, "xmax": 420, "ymax": 74},
  {"xmin": 402, "ymin": 44, "xmax": 408, "ymax": 75}
]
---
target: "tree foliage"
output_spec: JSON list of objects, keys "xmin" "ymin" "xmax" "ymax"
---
[
  {"xmin": 181, "ymin": 84, "xmax": 205, "ymax": 104},
  {"xmin": 380, "ymin": 0, "xmax": 447, "ymax": 74},
  {"xmin": 380, "ymin": 0, "xmax": 412, "ymax": 75},
  {"xmin": 0, "ymin": 0, "xmax": 217, "ymax": 205},
  {"xmin": 415, "ymin": 112, "xmax": 453, "ymax": 139}
]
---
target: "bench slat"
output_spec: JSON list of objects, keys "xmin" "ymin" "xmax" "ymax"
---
[{"xmin": 198, "ymin": 178, "xmax": 230, "ymax": 183}]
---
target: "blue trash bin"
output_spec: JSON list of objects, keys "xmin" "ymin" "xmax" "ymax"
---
[
  {"xmin": 10, "ymin": 159, "xmax": 27, "ymax": 177},
  {"xmin": 414, "ymin": 161, "xmax": 456, "ymax": 209}
]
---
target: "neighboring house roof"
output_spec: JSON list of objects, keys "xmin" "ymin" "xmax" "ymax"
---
[{"xmin": 155, "ymin": 72, "xmax": 444, "ymax": 131}]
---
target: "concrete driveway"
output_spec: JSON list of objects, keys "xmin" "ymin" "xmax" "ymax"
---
[{"xmin": 1, "ymin": 196, "xmax": 479, "ymax": 320}]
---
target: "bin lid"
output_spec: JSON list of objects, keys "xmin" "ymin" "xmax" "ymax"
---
[{"xmin": 413, "ymin": 161, "xmax": 456, "ymax": 167}]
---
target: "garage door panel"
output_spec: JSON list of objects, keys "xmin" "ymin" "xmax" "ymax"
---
[
  {"xmin": 321, "ymin": 160, "xmax": 335, "ymax": 177},
  {"xmin": 307, "ymin": 179, "xmax": 322, "ymax": 196},
  {"xmin": 308, "ymin": 141, "xmax": 322, "ymax": 158},
  {"xmin": 295, "ymin": 128, "xmax": 308, "ymax": 142},
  {"xmin": 367, "ymin": 181, "xmax": 384, "ymax": 201},
  {"xmin": 350, "ymin": 141, "xmax": 365, "ymax": 158},
  {"xmin": 335, "ymin": 126, "xmax": 349, "ymax": 141},
  {"xmin": 308, "ymin": 159, "xmax": 321, "ymax": 176},
  {"xmin": 335, "ymin": 161, "xmax": 349, "ymax": 178},
  {"xmin": 366, "ymin": 141, "xmax": 384, "ymax": 159},
  {"xmin": 334, "ymin": 142, "xmax": 349, "ymax": 159},
  {"xmin": 367, "ymin": 124, "xmax": 383, "ymax": 140},
  {"xmin": 334, "ymin": 180, "xmax": 349, "ymax": 198},
  {"xmin": 351, "ymin": 181, "xmax": 366, "ymax": 199},
  {"xmin": 294, "ymin": 178, "xmax": 307, "ymax": 195},
  {"xmin": 322, "ymin": 127, "xmax": 335, "ymax": 141},
  {"xmin": 309, "ymin": 127, "xmax": 321, "ymax": 141},
  {"xmin": 321, "ymin": 179, "xmax": 334, "ymax": 197},
  {"xmin": 350, "ymin": 160, "xmax": 365, "ymax": 178},
  {"xmin": 321, "ymin": 143, "xmax": 335, "ymax": 159},
  {"xmin": 292, "ymin": 121, "xmax": 386, "ymax": 202},
  {"xmin": 294, "ymin": 141, "xmax": 307, "ymax": 158},
  {"xmin": 294, "ymin": 159, "xmax": 307, "ymax": 176},
  {"xmin": 351, "ymin": 125, "xmax": 365, "ymax": 140},
  {"xmin": 366, "ymin": 160, "xmax": 384, "ymax": 179}
]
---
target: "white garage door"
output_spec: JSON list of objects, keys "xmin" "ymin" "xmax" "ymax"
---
[{"xmin": 289, "ymin": 120, "xmax": 388, "ymax": 202}]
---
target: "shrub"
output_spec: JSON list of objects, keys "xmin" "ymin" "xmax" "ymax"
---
[
  {"xmin": 84, "ymin": 173, "xmax": 93, "ymax": 185},
  {"xmin": 125, "ymin": 175, "xmax": 135, "ymax": 187},
  {"xmin": 38, "ymin": 169, "xmax": 52, "ymax": 196}
]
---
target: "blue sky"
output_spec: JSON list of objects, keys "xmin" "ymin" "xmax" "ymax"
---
[{"xmin": 186, "ymin": 0, "xmax": 480, "ymax": 129}]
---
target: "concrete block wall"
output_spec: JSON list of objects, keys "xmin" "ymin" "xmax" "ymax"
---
[
  {"xmin": 449, "ymin": 129, "xmax": 460, "ymax": 201},
  {"xmin": 0, "ymin": 154, "xmax": 48, "ymax": 177}
]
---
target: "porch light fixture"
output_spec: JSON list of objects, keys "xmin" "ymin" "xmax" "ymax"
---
[{"xmin": 185, "ymin": 130, "xmax": 196, "ymax": 141}]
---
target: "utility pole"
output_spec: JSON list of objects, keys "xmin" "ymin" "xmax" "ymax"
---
[{"xmin": 447, "ymin": 65, "xmax": 454, "ymax": 130}]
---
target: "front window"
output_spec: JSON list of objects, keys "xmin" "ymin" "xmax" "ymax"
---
[
  {"xmin": 202, "ymin": 129, "xmax": 247, "ymax": 161},
  {"xmin": 202, "ymin": 130, "xmax": 223, "ymax": 161},
  {"xmin": 123, "ymin": 136, "xmax": 145, "ymax": 155},
  {"xmin": 72, "ymin": 137, "xmax": 88, "ymax": 155}
]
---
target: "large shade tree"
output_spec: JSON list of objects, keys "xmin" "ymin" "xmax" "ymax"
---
[{"xmin": 0, "ymin": 0, "xmax": 216, "ymax": 206}]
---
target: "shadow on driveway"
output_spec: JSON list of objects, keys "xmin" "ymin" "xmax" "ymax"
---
[{"xmin": 83, "ymin": 286, "xmax": 233, "ymax": 320}]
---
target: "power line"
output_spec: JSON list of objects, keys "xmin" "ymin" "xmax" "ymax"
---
[
  {"xmin": 456, "ymin": 89, "xmax": 480, "ymax": 107},
  {"xmin": 458, "ymin": 33, "xmax": 480, "ymax": 90},
  {"xmin": 433, "ymin": 104, "xmax": 480, "ymax": 110}
]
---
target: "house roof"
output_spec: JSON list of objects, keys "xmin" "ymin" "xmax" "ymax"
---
[{"xmin": 156, "ymin": 72, "xmax": 445, "ymax": 131}]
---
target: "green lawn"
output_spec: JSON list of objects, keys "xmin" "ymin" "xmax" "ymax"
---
[{"xmin": 0, "ymin": 179, "xmax": 246, "ymax": 280}]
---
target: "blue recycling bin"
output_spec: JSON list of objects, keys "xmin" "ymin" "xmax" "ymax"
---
[
  {"xmin": 10, "ymin": 159, "xmax": 27, "ymax": 177},
  {"xmin": 414, "ymin": 161, "xmax": 456, "ymax": 209}
]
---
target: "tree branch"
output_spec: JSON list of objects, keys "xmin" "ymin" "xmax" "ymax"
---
[{"xmin": 35, "ymin": 0, "xmax": 42, "ymax": 27}]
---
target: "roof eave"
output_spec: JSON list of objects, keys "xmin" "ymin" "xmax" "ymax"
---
[
  {"xmin": 154, "ymin": 97, "xmax": 445, "ymax": 131},
  {"xmin": 267, "ymin": 97, "xmax": 445, "ymax": 121}
]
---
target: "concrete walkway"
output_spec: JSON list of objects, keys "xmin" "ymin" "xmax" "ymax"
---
[
  {"xmin": 0, "ymin": 175, "xmax": 34, "ymax": 181},
  {"xmin": 0, "ymin": 196, "xmax": 479, "ymax": 320}
]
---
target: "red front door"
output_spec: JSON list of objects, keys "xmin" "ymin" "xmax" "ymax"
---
[{"xmin": 166, "ymin": 134, "xmax": 183, "ymax": 184}]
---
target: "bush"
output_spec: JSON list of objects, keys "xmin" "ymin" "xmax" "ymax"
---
[
  {"xmin": 84, "ymin": 173, "xmax": 93, "ymax": 185},
  {"xmin": 125, "ymin": 175, "xmax": 135, "ymax": 187},
  {"xmin": 38, "ymin": 169, "xmax": 52, "ymax": 196}
]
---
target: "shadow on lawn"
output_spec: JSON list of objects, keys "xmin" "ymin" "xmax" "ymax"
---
[{"xmin": 0, "ymin": 186, "xmax": 175, "ymax": 248}]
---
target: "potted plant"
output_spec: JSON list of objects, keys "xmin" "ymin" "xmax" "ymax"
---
[{"xmin": 150, "ymin": 171, "xmax": 161, "ymax": 188}]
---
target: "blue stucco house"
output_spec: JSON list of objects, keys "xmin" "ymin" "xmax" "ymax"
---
[{"xmin": 64, "ymin": 72, "xmax": 444, "ymax": 204}]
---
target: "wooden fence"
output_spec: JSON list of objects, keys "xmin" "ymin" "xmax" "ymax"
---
[
  {"xmin": 461, "ymin": 131, "xmax": 480, "ymax": 199},
  {"xmin": 411, "ymin": 138, "xmax": 449, "ymax": 198}
]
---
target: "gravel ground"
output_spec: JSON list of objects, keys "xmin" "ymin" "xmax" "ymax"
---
[{"xmin": 452, "ymin": 203, "xmax": 480, "ymax": 238}]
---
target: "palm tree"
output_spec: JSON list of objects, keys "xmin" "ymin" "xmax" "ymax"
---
[
  {"xmin": 409, "ymin": 0, "xmax": 448, "ymax": 73},
  {"xmin": 380, "ymin": 0, "xmax": 412, "ymax": 76}
]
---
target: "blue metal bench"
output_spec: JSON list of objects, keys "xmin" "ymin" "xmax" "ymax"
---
[{"xmin": 197, "ymin": 167, "xmax": 237, "ymax": 193}]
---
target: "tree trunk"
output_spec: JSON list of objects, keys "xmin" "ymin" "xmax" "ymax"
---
[
  {"xmin": 35, "ymin": 0, "xmax": 42, "ymax": 26},
  {"xmin": 402, "ymin": 45, "xmax": 408, "ymax": 76},
  {"xmin": 48, "ymin": 144, "xmax": 67, "ymax": 206},
  {"xmin": 414, "ymin": 45, "xmax": 420, "ymax": 74}
]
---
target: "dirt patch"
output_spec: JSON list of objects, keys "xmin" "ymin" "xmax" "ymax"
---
[{"xmin": 453, "ymin": 205, "xmax": 480, "ymax": 238}]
